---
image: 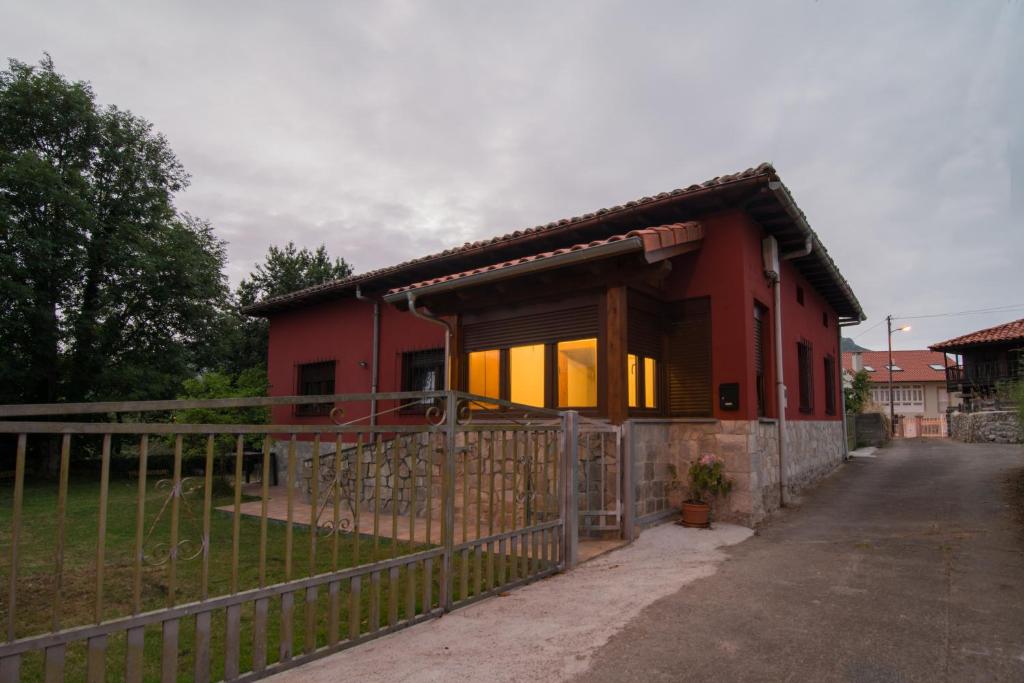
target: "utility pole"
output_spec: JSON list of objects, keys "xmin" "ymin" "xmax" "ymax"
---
[{"xmin": 887, "ymin": 314, "xmax": 895, "ymax": 437}]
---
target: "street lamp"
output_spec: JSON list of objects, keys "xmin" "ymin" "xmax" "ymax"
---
[{"xmin": 887, "ymin": 315, "xmax": 911, "ymax": 436}]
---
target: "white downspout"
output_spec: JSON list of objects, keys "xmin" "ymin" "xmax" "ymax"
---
[{"xmin": 355, "ymin": 286, "xmax": 380, "ymax": 426}]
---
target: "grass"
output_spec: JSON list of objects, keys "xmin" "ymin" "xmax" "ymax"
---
[{"xmin": 0, "ymin": 473, "xmax": 438, "ymax": 682}]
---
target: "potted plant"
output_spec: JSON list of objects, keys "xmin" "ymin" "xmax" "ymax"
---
[{"xmin": 680, "ymin": 454, "xmax": 733, "ymax": 528}]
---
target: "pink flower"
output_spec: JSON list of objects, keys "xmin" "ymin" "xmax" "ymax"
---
[{"xmin": 699, "ymin": 453, "xmax": 716, "ymax": 466}]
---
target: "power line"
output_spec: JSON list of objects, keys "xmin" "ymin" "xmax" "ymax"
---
[{"xmin": 893, "ymin": 304, "xmax": 1024, "ymax": 321}]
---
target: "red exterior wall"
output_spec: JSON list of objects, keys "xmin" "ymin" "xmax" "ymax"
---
[
  {"xmin": 662, "ymin": 210, "xmax": 841, "ymax": 422},
  {"xmin": 266, "ymin": 209, "xmax": 843, "ymax": 426},
  {"xmin": 266, "ymin": 299, "xmax": 445, "ymax": 427}
]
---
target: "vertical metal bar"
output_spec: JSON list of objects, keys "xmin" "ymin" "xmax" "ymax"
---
[
  {"xmin": 132, "ymin": 436, "xmax": 149, "ymax": 615},
  {"xmin": 459, "ymin": 547, "xmax": 469, "ymax": 602},
  {"xmin": 474, "ymin": 544, "xmax": 482, "ymax": 596},
  {"xmin": 125, "ymin": 626, "xmax": 145, "ymax": 682},
  {"xmin": 51, "ymin": 434, "xmax": 70, "ymax": 631},
  {"xmin": 259, "ymin": 436, "xmax": 271, "ymax": 588},
  {"xmin": 166, "ymin": 435, "xmax": 182, "ymax": 608},
  {"xmin": 333, "ymin": 435, "xmax": 342, "ymax": 571},
  {"xmin": 500, "ymin": 431, "xmax": 507, "ymax": 535},
  {"xmin": 497, "ymin": 538, "xmax": 506, "ymax": 586},
  {"xmin": 95, "ymin": 434, "xmax": 112, "ymax": 620},
  {"xmin": 87, "ymin": 634, "xmax": 107, "ymax": 682},
  {"xmin": 280, "ymin": 591, "xmax": 294, "ymax": 661},
  {"xmin": 392, "ymin": 435, "xmax": 400, "ymax": 559},
  {"xmin": 348, "ymin": 575, "xmax": 361, "ymax": 640},
  {"xmin": 305, "ymin": 586, "xmax": 317, "ymax": 654},
  {"xmin": 406, "ymin": 559, "xmax": 416, "ymax": 621},
  {"xmin": 409, "ymin": 436, "xmax": 417, "ymax": 547},
  {"xmin": 253, "ymin": 597, "xmax": 268, "ymax": 672},
  {"xmin": 563, "ymin": 411, "xmax": 580, "ymax": 569},
  {"xmin": 425, "ymin": 436, "xmax": 433, "ymax": 545},
  {"xmin": 388, "ymin": 565, "xmax": 399, "ymax": 626},
  {"xmin": 373, "ymin": 435, "xmax": 382, "ymax": 563},
  {"xmin": 422, "ymin": 558, "xmax": 433, "ymax": 612},
  {"xmin": 476, "ymin": 434, "xmax": 483, "ymax": 542},
  {"xmin": 509, "ymin": 535, "xmax": 518, "ymax": 581},
  {"xmin": 231, "ymin": 435, "xmax": 243, "ymax": 595},
  {"xmin": 286, "ymin": 434, "xmax": 296, "ymax": 582},
  {"xmin": 310, "ymin": 434, "xmax": 320, "ymax": 575},
  {"xmin": 194, "ymin": 610, "xmax": 211, "ymax": 683},
  {"xmin": 44, "ymin": 644, "xmax": 64, "ymax": 683},
  {"xmin": 353, "ymin": 435, "xmax": 362, "ymax": 566},
  {"xmin": 486, "ymin": 538, "xmax": 494, "ymax": 592},
  {"xmin": 511, "ymin": 432, "xmax": 519, "ymax": 531},
  {"xmin": 370, "ymin": 570, "xmax": 381, "ymax": 631},
  {"xmin": 0, "ymin": 656, "xmax": 19, "ymax": 683},
  {"xmin": 441, "ymin": 391, "xmax": 457, "ymax": 611},
  {"xmin": 161, "ymin": 619, "xmax": 178, "ymax": 683},
  {"xmin": 201, "ymin": 435, "xmax": 214, "ymax": 601},
  {"xmin": 488, "ymin": 430, "xmax": 496, "ymax": 536},
  {"xmin": 461, "ymin": 445, "xmax": 469, "ymax": 545},
  {"xmin": 224, "ymin": 605, "xmax": 240, "ymax": 680},
  {"xmin": 328, "ymin": 580, "xmax": 341, "ymax": 645}
]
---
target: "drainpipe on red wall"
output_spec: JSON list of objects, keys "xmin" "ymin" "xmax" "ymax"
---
[
  {"xmin": 355, "ymin": 287, "xmax": 380, "ymax": 426},
  {"xmin": 405, "ymin": 292, "xmax": 452, "ymax": 390}
]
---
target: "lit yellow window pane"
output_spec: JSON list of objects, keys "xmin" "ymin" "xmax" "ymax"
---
[
  {"xmin": 510, "ymin": 344, "xmax": 546, "ymax": 407},
  {"xmin": 628, "ymin": 354, "xmax": 639, "ymax": 408},
  {"xmin": 644, "ymin": 357, "xmax": 657, "ymax": 408},
  {"xmin": 468, "ymin": 349, "xmax": 500, "ymax": 408},
  {"xmin": 557, "ymin": 338, "xmax": 597, "ymax": 407}
]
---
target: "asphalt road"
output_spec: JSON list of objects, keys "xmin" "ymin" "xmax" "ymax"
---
[{"xmin": 580, "ymin": 439, "xmax": 1024, "ymax": 682}]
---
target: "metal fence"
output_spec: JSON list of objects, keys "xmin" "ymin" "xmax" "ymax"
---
[{"xmin": 0, "ymin": 391, "xmax": 578, "ymax": 682}]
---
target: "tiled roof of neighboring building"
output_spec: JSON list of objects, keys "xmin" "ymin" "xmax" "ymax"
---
[
  {"xmin": 842, "ymin": 350, "xmax": 952, "ymax": 383},
  {"xmin": 929, "ymin": 318, "xmax": 1024, "ymax": 351},
  {"xmin": 385, "ymin": 222, "xmax": 703, "ymax": 297},
  {"xmin": 243, "ymin": 163, "xmax": 864, "ymax": 320}
]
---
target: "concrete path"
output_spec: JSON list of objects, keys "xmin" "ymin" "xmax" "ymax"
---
[
  {"xmin": 269, "ymin": 523, "xmax": 753, "ymax": 682},
  {"xmin": 583, "ymin": 439, "xmax": 1024, "ymax": 682}
]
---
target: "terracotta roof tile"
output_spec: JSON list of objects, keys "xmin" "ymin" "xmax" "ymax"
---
[
  {"xmin": 386, "ymin": 222, "xmax": 702, "ymax": 296},
  {"xmin": 842, "ymin": 350, "xmax": 952, "ymax": 383},
  {"xmin": 929, "ymin": 318, "xmax": 1024, "ymax": 351}
]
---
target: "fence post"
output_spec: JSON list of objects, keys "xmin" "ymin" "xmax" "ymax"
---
[
  {"xmin": 620, "ymin": 421, "xmax": 635, "ymax": 542},
  {"xmin": 561, "ymin": 410, "xmax": 579, "ymax": 570},
  {"xmin": 441, "ymin": 391, "xmax": 458, "ymax": 611}
]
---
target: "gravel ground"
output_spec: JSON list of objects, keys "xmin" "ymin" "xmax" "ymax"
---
[{"xmin": 269, "ymin": 522, "xmax": 753, "ymax": 682}]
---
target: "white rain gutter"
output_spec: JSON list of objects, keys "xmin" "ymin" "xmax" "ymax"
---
[{"xmin": 355, "ymin": 286, "xmax": 380, "ymax": 425}]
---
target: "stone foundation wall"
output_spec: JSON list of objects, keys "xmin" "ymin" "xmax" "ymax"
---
[
  {"xmin": 629, "ymin": 417, "xmax": 843, "ymax": 527},
  {"xmin": 950, "ymin": 411, "xmax": 1023, "ymax": 444}
]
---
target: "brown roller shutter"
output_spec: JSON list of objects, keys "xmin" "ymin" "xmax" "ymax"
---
[
  {"xmin": 628, "ymin": 308, "xmax": 662, "ymax": 358},
  {"xmin": 666, "ymin": 298, "xmax": 712, "ymax": 417},
  {"xmin": 463, "ymin": 305, "xmax": 599, "ymax": 351}
]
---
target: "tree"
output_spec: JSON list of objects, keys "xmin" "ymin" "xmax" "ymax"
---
[
  {"xmin": 0, "ymin": 56, "xmax": 230, "ymax": 405},
  {"xmin": 173, "ymin": 367, "xmax": 269, "ymax": 452},
  {"xmin": 844, "ymin": 369, "xmax": 872, "ymax": 414},
  {"xmin": 223, "ymin": 242, "xmax": 352, "ymax": 373}
]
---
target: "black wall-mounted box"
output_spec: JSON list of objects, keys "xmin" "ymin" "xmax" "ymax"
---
[{"xmin": 719, "ymin": 383, "xmax": 740, "ymax": 411}]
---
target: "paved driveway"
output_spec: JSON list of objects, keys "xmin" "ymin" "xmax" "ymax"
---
[{"xmin": 582, "ymin": 439, "xmax": 1024, "ymax": 682}]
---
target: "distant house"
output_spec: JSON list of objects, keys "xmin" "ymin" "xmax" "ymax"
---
[
  {"xmin": 930, "ymin": 318, "xmax": 1024, "ymax": 410},
  {"xmin": 842, "ymin": 350, "xmax": 959, "ymax": 419}
]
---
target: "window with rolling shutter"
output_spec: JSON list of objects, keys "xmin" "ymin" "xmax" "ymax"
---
[
  {"xmin": 754, "ymin": 303, "xmax": 767, "ymax": 417},
  {"xmin": 666, "ymin": 298, "xmax": 712, "ymax": 417},
  {"xmin": 462, "ymin": 305, "xmax": 599, "ymax": 351}
]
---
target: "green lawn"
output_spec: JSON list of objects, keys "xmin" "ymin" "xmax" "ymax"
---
[{"xmin": 0, "ymin": 474, "xmax": 436, "ymax": 682}]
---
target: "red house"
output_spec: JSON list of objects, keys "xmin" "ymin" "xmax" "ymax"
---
[{"xmin": 246, "ymin": 163, "xmax": 864, "ymax": 527}]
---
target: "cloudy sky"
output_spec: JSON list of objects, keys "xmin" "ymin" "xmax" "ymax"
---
[{"xmin": 3, "ymin": 0, "xmax": 1021, "ymax": 350}]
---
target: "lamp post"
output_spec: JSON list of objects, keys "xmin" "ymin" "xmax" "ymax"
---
[{"xmin": 886, "ymin": 315, "xmax": 912, "ymax": 436}]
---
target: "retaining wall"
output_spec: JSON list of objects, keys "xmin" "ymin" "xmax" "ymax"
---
[{"xmin": 949, "ymin": 411, "xmax": 1023, "ymax": 444}]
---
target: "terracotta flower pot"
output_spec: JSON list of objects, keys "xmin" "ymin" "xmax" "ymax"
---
[{"xmin": 680, "ymin": 500, "xmax": 710, "ymax": 528}]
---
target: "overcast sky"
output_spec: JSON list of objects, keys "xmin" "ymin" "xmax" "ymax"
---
[{"xmin": 3, "ymin": 0, "xmax": 1021, "ymax": 350}]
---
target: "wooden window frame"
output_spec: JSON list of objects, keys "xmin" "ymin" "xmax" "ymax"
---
[
  {"xmin": 295, "ymin": 360, "xmax": 336, "ymax": 417},
  {"xmin": 754, "ymin": 302, "xmax": 768, "ymax": 418},
  {"xmin": 627, "ymin": 352, "xmax": 662, "ymax": 414}
]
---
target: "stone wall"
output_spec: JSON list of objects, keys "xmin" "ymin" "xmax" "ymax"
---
[
  {"xmin": 629, "ymin": 417, "xmax": 843, "ymax": 527},
  {"xmin": 949, "ymin": 411, "xmax": 1023, "ymax": 444},
  {"xmin": 852, "ymin": 412, "xmax": 890, "ymax": 448}
]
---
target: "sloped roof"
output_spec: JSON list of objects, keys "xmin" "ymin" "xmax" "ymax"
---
[
  {"xmin": 842, "ymin": 350, "xmax": 952, "ymax": 383},
  {"xmin": 929, "ymin": 318, "xmax": 1024, "ymax": 352},
  {"xmin": 385, "ymin": 222, "xmax": 703, "ymax": 298},
  {"xmin": 244, "ymin": 163, "xmax": 864, "ymax": 321}
]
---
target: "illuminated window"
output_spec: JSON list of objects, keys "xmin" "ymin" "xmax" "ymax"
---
[
  {"xmin": 644, "ymin": 357, "xmax": 657, "ymax": 408},
  {"xmin": 628, "ymin": 354, "xmax": 639, "ymax": 408},
  {"xmin": 510, "ymin": 344, "xmax": 545, "ymax": 407},
  {"xmin": 557, "ymin": 338, "xmax": 597, "ymax": 407},
  {"xmin": 468, "ymin": 349, "xmax": 500, "ymax": 408}
]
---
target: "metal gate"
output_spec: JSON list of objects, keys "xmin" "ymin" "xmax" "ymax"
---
[
  {"xmin": 0, "ymin": 391, "xmax": 575, "ymax": 682},
  {"xmin": 576, "ymin": 422, "xmax": 622, "ymax": 535}
]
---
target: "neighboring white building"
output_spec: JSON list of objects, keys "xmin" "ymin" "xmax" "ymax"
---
[{"xmin": 842, "ymin": 350, "xmax": 960, "ymax": 419}]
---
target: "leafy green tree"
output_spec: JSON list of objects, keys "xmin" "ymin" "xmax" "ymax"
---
[
  {"xmin": 222, "ymin": 242, "xmax": 352, "ymax": 373},
  {"xmin": 173, "ymin": 368, "xmax": 269, "ymax": 452},
  {"xmin": 0, "ymin": 56, "xmax": 230, "ymax": 406},
  {"xmin": 844, "ymin": 369, "xmax": 872, "ymax": 414}
]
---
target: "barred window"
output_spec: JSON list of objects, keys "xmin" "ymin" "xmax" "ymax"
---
[{"xmin": 296, "ymin": 361, "xmax": 335, "ymax": 416}]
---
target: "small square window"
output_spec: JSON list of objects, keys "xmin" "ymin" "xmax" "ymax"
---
[{"xmin": 296, "ymin": 361, "xmax": 335, "ymax": 416}]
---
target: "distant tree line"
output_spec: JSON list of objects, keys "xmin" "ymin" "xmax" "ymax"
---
[{"xmin": 0, "ymin": 56, "xmax": 351, "ymax": 418}]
